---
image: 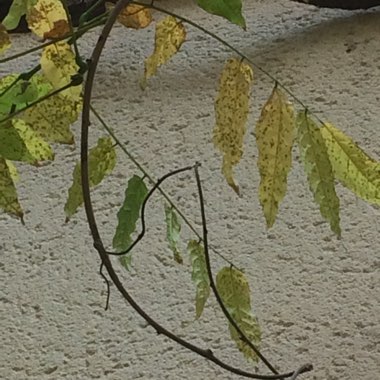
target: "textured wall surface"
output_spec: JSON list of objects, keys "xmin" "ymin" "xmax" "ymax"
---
[{"xmin": 1, "ymin": 1, "xmax": 380, "ymax": 379}]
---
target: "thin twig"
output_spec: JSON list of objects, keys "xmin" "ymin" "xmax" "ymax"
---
[{"xmin": 80, "ymin": 0, "xmax": 303, "ymax": 378}]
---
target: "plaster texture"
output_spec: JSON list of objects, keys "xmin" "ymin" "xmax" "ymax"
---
[{"xmin": 1, "ymin": 1, "xmax": 379, "ymax": 379}]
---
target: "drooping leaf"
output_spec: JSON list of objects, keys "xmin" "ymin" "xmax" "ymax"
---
[
  {"xmin": 106, "ymin": 3, "xmax": 152, "ymax": 29},
  {"xmin": 196, "ymin": 0, "xmax": 246, "ymax": 29},
  {"xmin": 256, "ymin": 87, "xmax": 295, "ymax": 228},
  {"xmin": 40, "ymin": 41, "xmax": 81, "ymax": 100},
  {"xmin": 187, "ymin": 240, "xmax": 210, "ymax": 319},
  {"xmin": 112, "ymin": 175, "xmax": 148, "ymax": 254},
  {"xmin": 0, "ymin": 119, "xmax": 53, "ymax": 163},
  {"xmin": 144, "ymin": 16, "xmax": 186, "ymax": 82},
  {"xmin": 26, "ymin": 0, "xmax": 70, "ymax": 39},
  {"xmin": 164, "ymin": 203, "xmax": 182, "ymax": 264},
  {"xmin": 64, "ymin": 137, "xmax": 116, "ymax": 220},
  {"xmin": 297, "ymin": 112, "xmax": 341, "ymax": 236},
  {"xmin": 2, "ymin": 0, "xmax": 36, "ymax": 31},
  {"xmin": 0, "ymin": 157, "xmax": 23, "ymax": 220},
  {"xmin": 320, "ymin": 122, "xmax": 380, "ymax": 205},
  {"xmin": 213, "ymin": 58, "xmax": 253, "ymax": 194},
  {"xmin": 0, "ymin": 24, "xmax": 11, "ymax": 54},
  {"xmin": 216, "ymin": 267, "xmax": 261, "ymax": 361}
]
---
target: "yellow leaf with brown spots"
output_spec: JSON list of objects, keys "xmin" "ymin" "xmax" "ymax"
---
[
  {"xmin": 0, "ymin": 24, "xmax": 11, "ymax": 54},
  {"xmin": 213, "ymin": 58, "xmax": 253, "ymax": 194},
  {"xmin": 106, "ymin": 3, "xmax": 152, "ymax": 29},
  {"xmin": 40, "ymin": 41, "xmax": 81, "ymax": 100},
  {"xmin": 26, "ymin": 0, "xmax": 70, "ymax": 39},
  {"xmin": 144, "ymin": 16, "xmax": 186, "ymax": 81},
  {"xmin": 0, "ymin": 157, "xmax": 23, "ymax": 220},
  {"xmin": 256, "ymin": 87, "xmax": 295, "ymax": 228}
]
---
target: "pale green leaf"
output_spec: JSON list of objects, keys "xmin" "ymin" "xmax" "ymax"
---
[
  {"xmin": 113, "ymin": 175, "xmax": 148, "ymax": 253},
  {"xmin": 187, "ymin": 240, "xmax": 210, "ymax": 319},
  {"xmin": 0, "ymin": 157, "xmax": 23, "ymax": 220},
  {"xmin": 6, "ymin": 160, "xmax": 19, "ymax": 183},
  {"xmin": 196, "ymin": 0, "xmax": 246, "ymax": 28},
  {"xmin": 213, "ymin": 58, "xmax": 253, "ymax": 194},
  {"xmin": 297, "ymin": 112, "xmax": 341, "ymax": 236},
  {"xmin": 64, "ymin": 137, "xmax": 116, "ymax": 220},
  {"xmin": 256, "ymin": 87, "xmax": 295, "ymax": 228},
  {"xmin": 2, "ymin": 0, "xmax": 37, "ymax": 30},
  {"xmin": 216, "ymin": 267, "xmax": 261, "ymax": 361},
  {"xmin": 320, "ymin": 122, "xmax": 380, "ymax": 205},
  {"xmin": 144, "ymin": 16, "xmax": 186, "ymax": 82},
  {"xmin": 164, "ymin": 203, "xmax": 182, "ymax": 263}
]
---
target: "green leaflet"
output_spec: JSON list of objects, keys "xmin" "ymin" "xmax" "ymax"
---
[
  {"xmin": 64, "ymin": 137, "xmax": 116, "ymax": 220},
  {"xmin": 0, "ymin": 157, "xmax": 23, "ymax": 220},
  {"xmin": 196, "ymin": 0, "xmax": 246, "ymax": 29},
  {"xmin": 297, "ymin": 113, "xmax": 341, "ymax": 236},
  {"xmin": 112, "ymin": 175, "xmax": 148, "ymax": 269},
  {"xmin": 164, "ymin": 203, "xmax": 182, "ymax": 263},
  {"xmin": 216, "ymin": 267, "xmax": 261, "ymax": 362},
  {"xmin": 0, "ymin": 119, "xmax": 53, "ymax": 164},
  {"xmin": 2, "ymin": 0, "xmax": 37, "ymax": 30},
  {"xmin": 187, "ymin": 240, "xmax": 210, "ymax": 319},
  {"xmin": 320, "ymin": 122, "xmax": 380, "ymax": 205},
  {"xmin": 256, "ymin": 87, "xmax": 295, "ymax": 228}
]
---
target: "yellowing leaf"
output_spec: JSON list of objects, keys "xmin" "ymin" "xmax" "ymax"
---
[
  {"xmin": 320, "ymin": 122, "xmax": 380, "ymax": 205},
  {"xmin": 297, "ymin": 112, "xmax": 341, "ymax": 236},
  {"xmin": 144, "ymin": 16, "xmax": 186, "ymax": 81},
  {"xmin": 0, "ymin": 24, "xmax": 11, "ymax": 54},
  {"xmin": 64, "ymin": 137, "xmax": 116, "ymax": 220},
  {"xmin": 106, "ymin": 3, "xmax": 152, "ymax": 29},
  {"xmin": 256, "ymin": 87, "xmax": 295, "ymax": 228},
  {"xmin": 6, "ymin": 160, "xmax": 19, "ymax": 183},
  {"xmin": 164, "ymin": 204, "xmax": 182, "ymax": 264},
  {"xmin": 0, "ymin": 157, "xmax": 23, "ymax": 220},
  {"xmin": 187, "ymin": 240, "xmax": 210, "ymax": 319},
  {"xmin": 40, "ymin": 41, "xmax": 81, "ymax": 100},
  {"xmin": 26, "ymin": 0, "xmax": 70, "ymax": 39},
  {"xmin": 216, "ymin": 267, "xmax": 261, "ymax": 361},
  {"xmin": 213, "ymin": 58, "xmax": 253, "ymax": 194}
]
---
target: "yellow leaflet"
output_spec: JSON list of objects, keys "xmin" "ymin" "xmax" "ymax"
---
[
  {"xmin": 64, "ymin": 137, "xmax": 116, "ymax": 220},
  {"xmin": 297, "ymin": 113, "xmax": 341, "ymax": 236},
  {"xmin": 6, "ymin": 160, "xmax": 19, "ymax": 183},
  {"xmin": 106, "ymin": 3, "xmax": 152, "ymax": 29},
  {"xmin": 216, "ymin": 267, "xmax": 261, "ymax": 361},
  {"xmin": 40, "ymin": 41, "xmax": 81, "ymax": 100},
  {"xmin": 0, "ymin": 157, "xmax": 23, "ymax": 220},
  {"xmin": 13, "ymin": 118, "xmax": 54, "ymax": 162},
  {"xmin": 320, "ymin": 122, "xmax": 380, "ymax": 205},
  {"xmin": 187, "ymin": 240, "xmax": 210, "ymax": 319},
  {"xmin": 144, "ymin": 16, "xmax": 186, "ymax": 81},
  {"xmin": 213, "ymin": 58, "xmax": 253, "ymax": 194},
  {"xmin": 26, "ymin": 0, "xmax": 70, "ymax": 39},
  {"xmin": 256, "ymin": 87, "xmax": 295, "ymax": 228},
  {"xmin": 0, "ymin": 24, "xmax": 11, "ymax": 54}
]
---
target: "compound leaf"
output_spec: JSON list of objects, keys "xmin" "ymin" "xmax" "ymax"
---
[
  {"xmin": 40, "ymin": 41, "xmax": 81, "ymax": 100},
  {"xmin": 144, "ymin": 16, "xmax": 186, "ymax": 82},
  {"xmin": 213, "ymin": 58, "xmax": 253, "ymax": 194},
  {"xmin": 320, "ymin": 122, "xmax": 380, "ymax": 205},
  {"xmin": 64, "ymin": 137, "xmax": 116, "ymax": 220},
  {"xmin": 256, "ymin": 87, "xmax": 295, "ymax": 228},
  {"xmin": 216, "ymin": 267, "xmax": 261, "ymax": 361},
  {"xmin": 187, "ymin": 240, "xmax": 210, "ymax": 319},
  {"xmin": 106, "ymin": 3, "xmax": 152, "ymax": 29},
  {"xmin": 26, "ymin": 0, "xmax": 70, "ymax": 39},
  {"xmin": 112, "ymin": 175, "xmax": 148, "ymax": 253},
  {"xmin": 164, "ymin": 203, "xmax": 182, "ymax": 264},
  {"xmin": 297, "ymin": 112, "xmax": 341, "ymax": 236},
  {"xmin": 0, "ymin": 157, "xmax": 23, "ymax": 220},
  {"xmin": 0, "ymin": 24, "xmax": 11, "ymax": 54},
  {"xmin": 196, "ymin": 0, "xmax": 246, "ymax": 29}
]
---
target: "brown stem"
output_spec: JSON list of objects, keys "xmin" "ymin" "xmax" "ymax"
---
[{"xmin": 290, "ymin": 0, "xmax": 380, "ymax": 9}]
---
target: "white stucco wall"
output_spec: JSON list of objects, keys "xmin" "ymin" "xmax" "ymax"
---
[{"xmin": 1, "ymin": 1, "xmax": 379, "ymax": 379}]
